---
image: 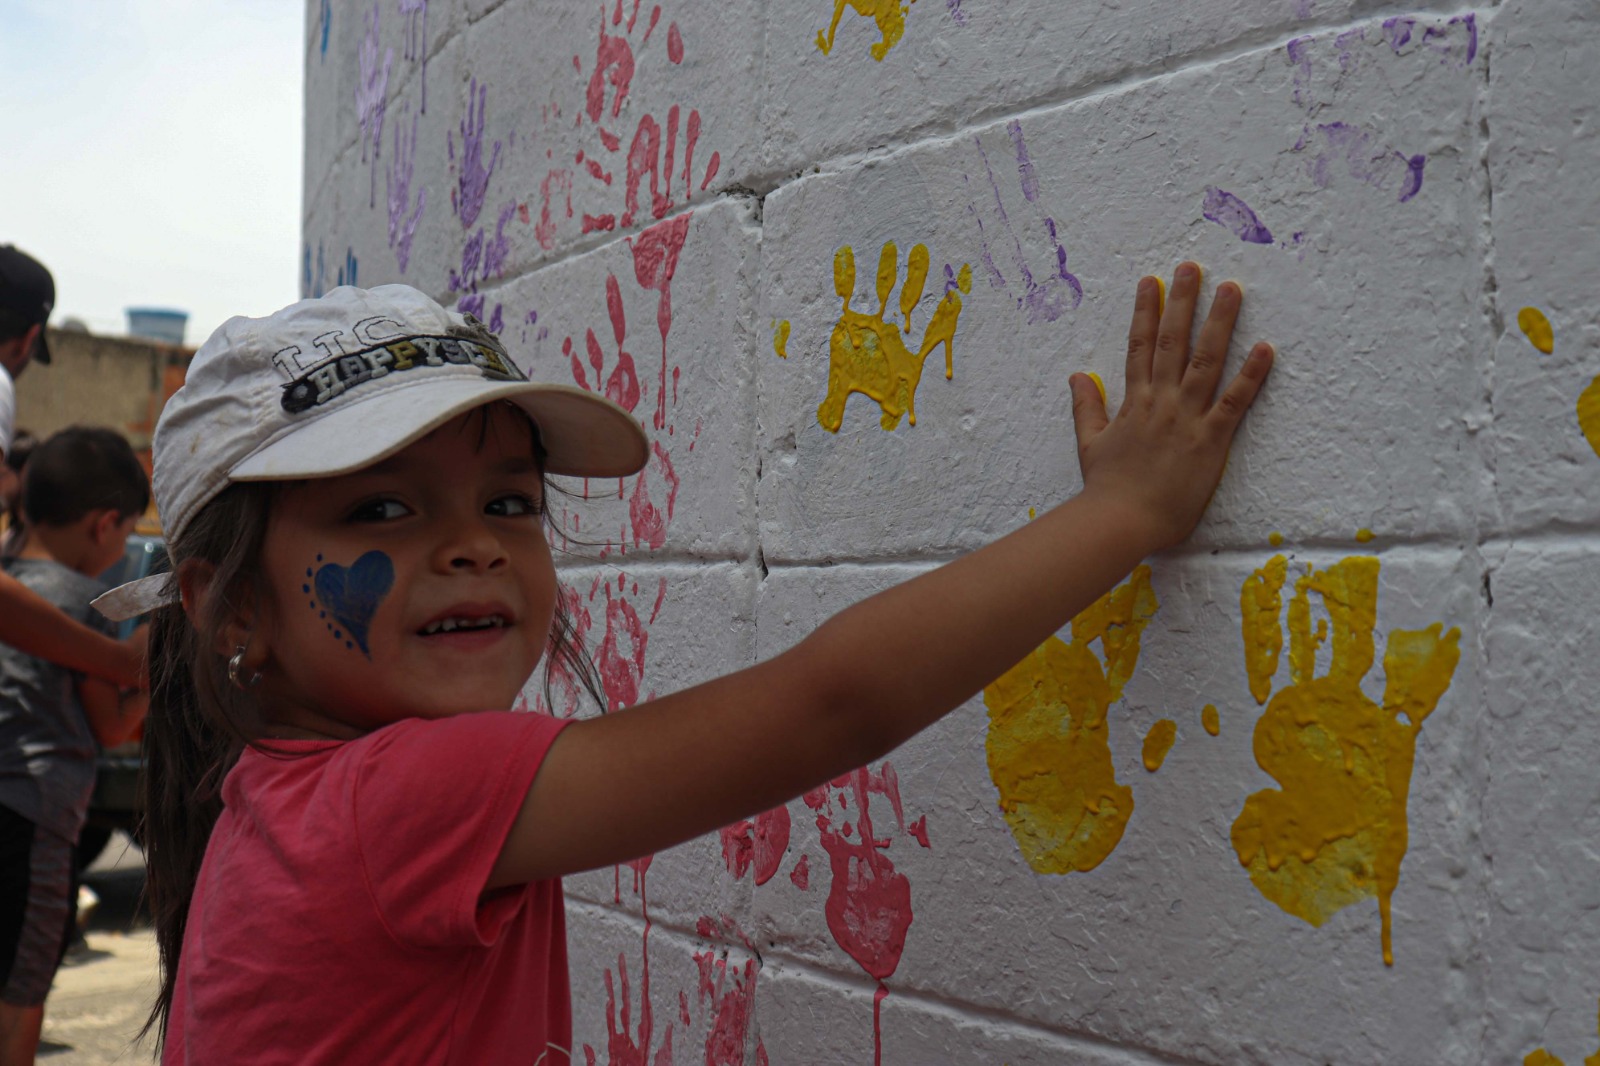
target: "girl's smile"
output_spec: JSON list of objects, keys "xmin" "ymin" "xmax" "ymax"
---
[{"xmin": 250, "ymin": 404, "xmax": 558, "ymax": 738}]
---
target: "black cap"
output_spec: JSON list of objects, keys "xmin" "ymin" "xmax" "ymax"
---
[{"xmin": 0, "ymin": 246, "xmax": 53, "ymax": 365}]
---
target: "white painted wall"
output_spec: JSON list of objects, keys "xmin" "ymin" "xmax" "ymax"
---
[{"xmin": 302, "ymin": 2, "xmax": 1598, "ymax": 1061}]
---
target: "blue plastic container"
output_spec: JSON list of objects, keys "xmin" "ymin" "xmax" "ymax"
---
[{"xmin": 125, "ymin": 307, "xmax": 188, "ymax": 346}]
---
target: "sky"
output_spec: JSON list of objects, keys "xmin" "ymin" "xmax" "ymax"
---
[{"xmin": 0, "ymin": 0, "xmax": 304, "ymax": 346}]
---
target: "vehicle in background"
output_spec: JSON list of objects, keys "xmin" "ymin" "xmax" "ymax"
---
[{"xmin": 80, "ymin": 534, "xmax": 167, "ymax": 869}]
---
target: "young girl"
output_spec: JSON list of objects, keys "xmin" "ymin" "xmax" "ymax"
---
[{"xmin": 96, "ymin": 268, "xmax": 1271, "ymax": 1063}]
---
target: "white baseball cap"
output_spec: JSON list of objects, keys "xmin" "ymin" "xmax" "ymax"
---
[{"xmin": 93, "ymin": 284, "xmax": 648, "ymax": 621}]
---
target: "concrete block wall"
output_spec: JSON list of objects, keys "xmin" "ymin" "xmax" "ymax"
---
[{"xmin": 302, "ymin": 2, "xmax": 1598, "ymax": 1061}]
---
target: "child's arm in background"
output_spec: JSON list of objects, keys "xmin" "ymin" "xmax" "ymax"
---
[
  {"xmin": 77, "ymin": 667, "xmax": 149, "ymax": 749},
  {"xmin": 491, "ymin": 263, "xmax": 1273, "ymax": 887},
  {"xmin": 0, "ymin": 572, "xmax": 145, "ymax": 688}
]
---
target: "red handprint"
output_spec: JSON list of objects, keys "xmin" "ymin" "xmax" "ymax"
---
[
  {"xmin": 717, "ymin": 805, "xmax": 793, "ymax": 886},
  {"xmin": 569, "ymin": 274, "xmax": 643, "ymax": 414},
  {"xmin": 803, "ymin": 762, "xmax": 930, "ymax": 1065},
  {"xmin": 575, "ymin": 3, "xmax": 720, "ymax": 236}
]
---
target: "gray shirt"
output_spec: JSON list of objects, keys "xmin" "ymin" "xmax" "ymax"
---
[{"xmin": 0, "ymin": 558, "xmax": 114, "ymax": 842}]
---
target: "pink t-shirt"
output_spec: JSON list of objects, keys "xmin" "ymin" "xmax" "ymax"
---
[{"xmin": 164, "ymin": 711, "xmax": 573, "ymax": 1065}]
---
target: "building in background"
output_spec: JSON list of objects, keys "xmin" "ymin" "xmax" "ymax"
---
[{"xmin": 14, "ymin": 326, "xmax": 189, "ymax": 532}]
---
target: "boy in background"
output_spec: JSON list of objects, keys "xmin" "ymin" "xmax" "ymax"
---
[
  {"xmin": 0, "ymin": 427, "xmax": 150, "ymax": 1063},
  {"xmin": 0, "ymin": 247, "xmax": 142, "ymax": 690}
]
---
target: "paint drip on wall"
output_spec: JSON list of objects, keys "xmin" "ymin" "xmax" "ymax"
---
[
  {"xmin": 983, "ymin": 566, "xmax": 1158, "ymax": 874},
  {"xmin": 814, "ymin": 241, "xmax": 971, "ymax": 433},
  {"xmin": 354, "ymin": 1, "xmax": 393, "ymax": 209},
  {"xmin": 815, "ymin": 0, "xmax": 918, "ymax": 61},
  {"xmin": 1231, "ymin": 555, "xmax": 1460, "ymax": 965},
  {"xmin": 398, "ymin": 0, "xmax": 429, "ymax": 112}
]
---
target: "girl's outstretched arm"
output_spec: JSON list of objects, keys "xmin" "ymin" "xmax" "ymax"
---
[{"xmin": 489, "ymin": 263, "xmax": 1273, "ymax": 888}]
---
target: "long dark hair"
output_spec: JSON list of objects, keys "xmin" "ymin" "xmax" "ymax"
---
[{"xmin": 140, "ymin": 411, "xmax": 605, "ymax": 1043}]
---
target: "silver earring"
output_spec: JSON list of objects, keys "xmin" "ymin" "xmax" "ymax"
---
[{"xmin": 227, "ymin": 646, "xmax": 261, "ymax": 689}]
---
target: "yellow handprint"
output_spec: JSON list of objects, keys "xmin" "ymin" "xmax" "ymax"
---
[
  {"xmin": 815, "ymin": 0, "xmax": 917, "ymax": 61},
  {"xmin": 983, "ymin": 567, "xmax": 1158, "ymax": 874},
  {"xmin": 815, "ymin": 241, "xmax": 971, "ymax": 433},
  {"xmin": 1231, "ymin": 555, "xmax": 1460, "ymax": 965}
]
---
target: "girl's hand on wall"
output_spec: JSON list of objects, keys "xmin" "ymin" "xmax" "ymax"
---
[
  {"xmin": 493, "ymin": 264, "xmax": 1274, "ymax": 888},
  {"xmin": 1069, "ymin": 262, "xmax": 1274, "ymax": 553}
]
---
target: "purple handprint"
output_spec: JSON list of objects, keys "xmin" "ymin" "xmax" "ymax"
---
[
  {"xmin": 1297, "ymin": 122, "xmax": 1426, "ymax": 203},
  {"xmin": 483, "ymin": 201, "xmax": 515, "ymax": 280},
  {"xmin": 449, "ymin": 231, "xmax": 483, "ymax": 298},
  {"xmin": 449, "ymin": 77, "xmax": 501, "ymax": 230},
  {"xmin": 1384, "ymin": 13, "xmax": 1477, "ymax": 66},
  {"xmin": 355, "ymin": 2, "xmax": 393, "ymax": 209},
  {"xmin": 965, "ymin": 120, "xmax": 1083, "ymax": 325},
  {"xmin": 1282, "ymin": 15, "xmax": 1475, "ymax": 205},
  {"xmin": 386, "ymin": 104, "xmax": 426, "ymax": 275},
  {"xmin": 448, "ymin": 201, "xmax": 514, "ymax": 333}
]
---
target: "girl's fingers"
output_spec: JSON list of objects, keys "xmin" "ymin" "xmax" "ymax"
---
[
  {"xmin": 1181, "ymin": 280, "xmax": 1243, "ymax": 410},
  {"xmin": 1152, "ymin": 262, "xmax": 1201, "ymax": 386},
  {"xmin": 1207, "ymin": 342, "xmax": 1275, "ymax": 431},
  {"xmin": 1124, "ymin": 276, "xmax": 1161, "ymax": 394},
  {"xmin": 1070, "ymin": 372, "xmax": 1110, "ymax": 452}
]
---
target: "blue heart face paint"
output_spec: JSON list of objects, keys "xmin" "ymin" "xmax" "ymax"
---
[
  {"xmin": 257, "ymin": 402, "xmax": 560, "ymax": 732},
  {"xmin": 311, "ymin": 551, "xmax": 395, "ymax": 657}
]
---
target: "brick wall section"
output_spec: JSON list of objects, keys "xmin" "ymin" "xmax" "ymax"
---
[{"xmin": 303, "ymin": 2, "xmax": 1600, "ymax": 1061}]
